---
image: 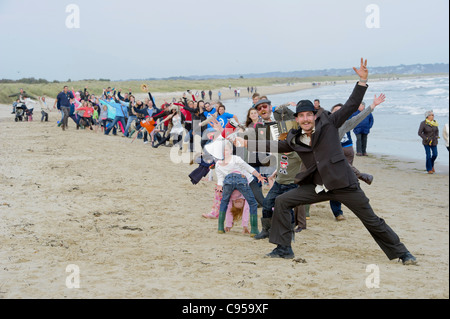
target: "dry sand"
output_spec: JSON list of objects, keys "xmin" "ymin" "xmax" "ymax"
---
[{"xmin": 0, "ymin": 83, "xmax": 448, "ymax": 299}]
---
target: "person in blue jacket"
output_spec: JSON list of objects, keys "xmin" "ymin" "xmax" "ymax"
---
[
  {"xmin": 352, "ymin": 102, "xmax": 374, "ymax": 156},
  {"xmin": 100, "ymin": 97, "xmax": 127, "ymax": 136}
]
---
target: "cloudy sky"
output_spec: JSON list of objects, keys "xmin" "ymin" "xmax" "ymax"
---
[{"xmin": 0, "ymin": 0, "xmax": 448, "ymax": 81}]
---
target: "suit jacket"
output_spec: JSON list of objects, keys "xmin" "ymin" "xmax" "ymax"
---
[{"xmin": 266, "ymin": 82, "xmax": 368, "ymax": 191}]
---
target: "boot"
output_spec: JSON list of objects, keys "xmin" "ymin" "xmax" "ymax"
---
[
  {"xmin": 265, "ymin": 244, "xmax": 295, "ymax": 259},
  {"xmin": 254, "ymin": 218, "xmax": 271, "ymax": 240},
  {"xmin": 202, "ymin": 188, "xmax": 222, "ymax": 219},
  {"xmin": 249, "ymin": 214, "xmax": 259, "ymax": 237},
  {"xmin": 218, "ymin": 211, "xmax": 226, "ymax": 234},
  {"xmin": 359, "ymin": 173, "xmax": 373, "ymax": 185}
]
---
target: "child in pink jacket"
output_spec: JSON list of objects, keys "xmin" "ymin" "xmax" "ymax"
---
[{"xmin": 225, "ymin": 190, "xmax": 250, "ymax": 234}]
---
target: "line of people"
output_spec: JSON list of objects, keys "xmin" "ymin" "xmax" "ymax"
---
[
  {"xmin": 11, "ymin": 59, "xmax": 419, "ymax": 266},
  {"xmin": 50, "ymin": 85, "xmax": 247, "ymax": 152},
  {"xmin": 200, "ymin": 58, "xmax": 417, "ymax": 266},
  {"xmin": 47, "ymin": 78, "xmax": 391, "ymax": 251}
]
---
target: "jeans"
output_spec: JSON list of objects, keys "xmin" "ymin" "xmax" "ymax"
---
[
  {"xmin": 41, "ymin": 110, "xmax": 48, "ymax": 122},
  {"xmin": 105, "ymin": 116, "xmax": 126, "ymax": 135},
  {"xmin": 262, "ymin": 181, "xmax": 298, "ymax": 222},
  {"xmin": 423, "ymin": 144, "xmax": 438, "ymax": 172},
  {"xmin": 124, "ymin": 115, "xmax": 137, "ymax": 137},
  {"xmin": 218, "ymin": 173, "xmax": 259, "ymax": 234},
  {"xmin": 329, "ymin": 200, "xmax": 343, "ymax": 217},
  {"xmin": 61, "ymin": 106, "xmax": 70, "ymax": 128},
  {"xmin": 219, "ymin": 173, "xmax": 258, "ymax": 217},
  {"xmin": 156, "ymin": 133, "xmax": 183, "ymax": 148}
]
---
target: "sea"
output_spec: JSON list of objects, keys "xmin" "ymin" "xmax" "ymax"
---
[{"xmin": 222, "ymin": 76, "xmax": 449, "ymax": 170}]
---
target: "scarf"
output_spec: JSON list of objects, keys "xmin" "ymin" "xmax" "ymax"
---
[{"xmin": 426, "ymin": 118, "xmax": 439, "ymax": 127}]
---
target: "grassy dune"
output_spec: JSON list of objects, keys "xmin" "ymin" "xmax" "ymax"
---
[
  {"xmin": 0, "ymin": 77, "xmax": 316, "ymax": 103},
  {"xmin": 1, "ymin": 73, "xmax": 444, "ymax": 104}
]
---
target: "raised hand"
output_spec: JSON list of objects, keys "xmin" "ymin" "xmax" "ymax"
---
[
  {"xmin": 373, "ymin": 93, "xmax": 386, "ymax": 106},
  {"xmin": 211, "ymin": 118, "xmax": 223, "ymax": 132},
  {"xmin": 370, "ymin": 93, "xmax": 386, "ymax": 110},
  {"xmin": 353, "ymin": 57, "xmax": 368, "ymax": 80}
]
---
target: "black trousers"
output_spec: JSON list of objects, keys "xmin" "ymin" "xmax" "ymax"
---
[{"xmin": 270, "ymin": 183, "xmax": 409, "ymax": 260}]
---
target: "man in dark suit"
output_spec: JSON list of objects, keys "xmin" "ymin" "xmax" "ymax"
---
[{"xmin": 233, "ymin": 58, "xmax": 417, "ymax": 265}]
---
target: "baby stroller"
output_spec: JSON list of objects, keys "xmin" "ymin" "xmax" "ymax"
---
[{"xmin": 14, "ymin": 102, "xmax": 27, "ymax": 122}]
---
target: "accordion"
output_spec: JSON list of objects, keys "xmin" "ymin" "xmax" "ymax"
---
[{"xmin": 270, "ymin": 120, "xmax": 298, "ymax": 141}]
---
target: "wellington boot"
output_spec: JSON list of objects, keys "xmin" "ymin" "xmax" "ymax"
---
[
  {"xmin": 218, "ymin": 211, "xmax": 226, "ymax": 234},
  {"xmin": 249, "ymin": 214, "xmax": 259, "ymax": 237},
  {"xmin": 254, "ymin": 218, "xmax": 271, "ymax": 240}
]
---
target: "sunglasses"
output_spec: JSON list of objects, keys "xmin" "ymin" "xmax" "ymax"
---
[{"xmin": 256, "ymin": 104, "xmax": 270, "ymax": 111}]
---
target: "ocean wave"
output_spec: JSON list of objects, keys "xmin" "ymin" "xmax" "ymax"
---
[
  {"xmin": 425, "ymin": 88, "xmax": 449, "ymax": 95},
  {"xmin": 395, "ymin": 77, "xmax": 449, "ymax": 92},
  {"xmin": 380, "ymin": 104, "xmax": 449, "ymax": 116}
]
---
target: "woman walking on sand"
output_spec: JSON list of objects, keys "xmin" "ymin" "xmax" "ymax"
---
[{"xmin": 418, "ymin": 110, "xmax": 440, "ymax": 174}]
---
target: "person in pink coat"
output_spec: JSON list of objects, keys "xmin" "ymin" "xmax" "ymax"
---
[{"xmin": 224, "ymin": 190, "xmax": 250, "ymax": 234}]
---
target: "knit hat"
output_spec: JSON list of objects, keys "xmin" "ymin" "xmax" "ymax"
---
[{"xmin": 425, "ymin": 110, "xmax": 434, "ymax": 118}]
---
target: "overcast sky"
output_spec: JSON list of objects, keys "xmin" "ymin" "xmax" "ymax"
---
[{"xmin": 0, "ymin": 0, "xmax": 448, "ymax": 81}]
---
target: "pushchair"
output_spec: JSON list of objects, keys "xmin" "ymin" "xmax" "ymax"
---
[{"xmin": 14, "ymin": 102, "xmax": 27, "ymax": 122}]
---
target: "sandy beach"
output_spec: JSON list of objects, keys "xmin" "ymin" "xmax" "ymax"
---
[{"xmin": 0, "ymin": 82, "xmax": 448, "ymax": 299}]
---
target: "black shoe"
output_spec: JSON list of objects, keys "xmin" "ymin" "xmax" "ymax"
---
[
  {"xmin": 265, "ymin": 245, "xmax": 295, "ymax": 259},
  {"xmin": 294, "ymin": 226, "xmax": 303, "ymax": 233},
  {"xmin": 254, "ymin": 229, "xmax": 269, "ymax": 240},
  {"xmin": 359, "ymin": 173, "xmax": 373, "ymax": 185},
  {"xmin": 399, "ymin": 252, "xmax": 418, "ymax": 265}
]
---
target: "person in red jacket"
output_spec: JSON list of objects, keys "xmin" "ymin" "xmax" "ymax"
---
[{"xmin": 75, "ymin": 100, "xmax": 94, "ymax": 130}]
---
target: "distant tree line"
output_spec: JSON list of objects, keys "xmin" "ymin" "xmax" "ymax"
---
[
  {"xmin": 0, "ymin": 77, "xmax": 111, "ymax": 84},
  {"xmin": 0, "ymin": 77, "xmax": 55, "ymax": 84}
]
